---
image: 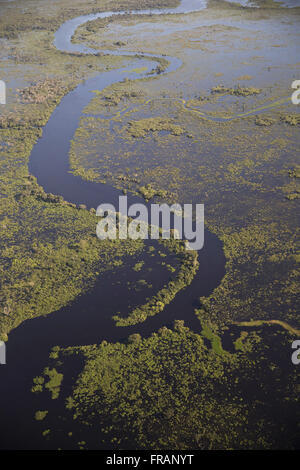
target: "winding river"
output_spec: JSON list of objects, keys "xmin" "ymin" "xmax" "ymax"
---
[{"xmin": 0, "ymin": 0, "xmax": 229, "ymax": 449}]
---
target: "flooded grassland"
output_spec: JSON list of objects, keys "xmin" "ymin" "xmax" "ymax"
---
[
  {"xmin": 0, "ymin": 0, "xmax": 299, "ymax": 450},
  {"xmin": 70, "ymin": 3, "xmax": 300, "ymax": 330},
  {"xmin": 0, "ymin": 0, "xmax": 179, "ymax": 340}
]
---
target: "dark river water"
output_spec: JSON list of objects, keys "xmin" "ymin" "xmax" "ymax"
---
[{"xmin": 0, "ymin": 0, "xmax": 227, "ymax": 449}]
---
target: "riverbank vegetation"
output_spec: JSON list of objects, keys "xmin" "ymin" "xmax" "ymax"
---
[
  {"xmin": 0, "ymin": 0, "xmax": 180, "ymax": 40},
  {"xmin": 0, "ymin": 0, "xmax": 181, "ymax": 341},
  {"xmin": 211, "ymin": 85, "xmax": 261, "ymax": 96},
  {"xmin": 113, "ymin": 242, "xmax": 198, "ymax": 326},
  {"xmin": 69, "ymin": 75, "xmax": 299, "ymax": 333}
]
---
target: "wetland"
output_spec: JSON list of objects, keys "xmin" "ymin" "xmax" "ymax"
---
[{"xmin": 0, "ymin": 0, "xmax": 299, "ymax": 450}]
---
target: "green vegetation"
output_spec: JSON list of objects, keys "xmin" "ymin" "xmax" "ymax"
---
[
  {"xmin": 281, "ymin": 114, "xmax": 300, "ymax": 126},
  {"xmin": 69, "ymin": 75, "xmax": 299, "ymax": 332},
  {"xmin": 137, "ymin": 184, "xmax": 168, "ymax": 201},
  {"xmin": 31, "ymin": 376, "xmax": 45, "ymax": 394},
  {"xmin": 35, "ymin": 410, "xmax": 48, "ymax": 421},
  {"xmin": 255, "ymin": 116, "xmax": 275, "ymax": 126},
  {"xmin": 289, "ymin": 165, "xmax": 300, "ymax": 178},
  {"xmin": 44, "ymin": 368, "xmax": 64, "ymax": 399},
  {"xmin": 132, "ymin": 261, "xmax": 144, "ymax": 272},
  {"xmin": 233, "ymin": 319, "xmax": 300, "ymax": 336},
  {"xmin": 127, "ymin": 117, "xmax": 186, "ymax": 138},
  {"xmin": 18, "ymin": 79, "xmax": 71, "ymax": 105},
  {"xmin": 200, "ymin": 321, "xmax": 226, "ymax": 355},
  {"xmin": 0, "ymin": 0, "xmax": 179, "ymax": 40},
  {"xmin": 0, "ymin": 72, "xmax": 146, "ymax": 342},
  {"xmin": 1, "ymin": 0, "xmax": 299, "ymax": 451},
  {"xmin": 211, "ymin": 85, "xmax": 261, "ymax": 96},
  {"xmin": 35, "ymin": 322, "xmax": 299, "ymax": 449},
  {"xmin": 113, "ymin": 243, "xmax": 198, "ymax": 326},
  {"xmin": 32, "ymin": 368, "xmax": 64, "ymax": 399},
  {"xmin": 233, "ymin": 331, "xmax": 249, "ymax": 352}
]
